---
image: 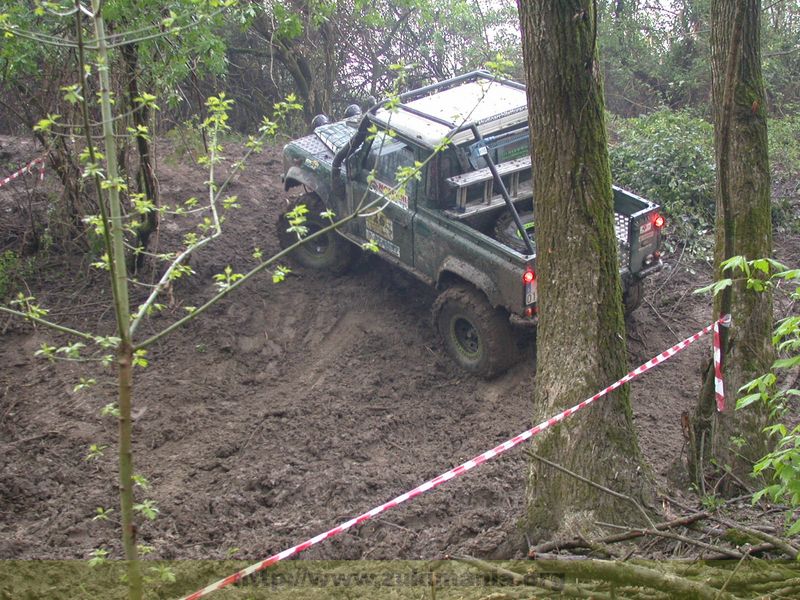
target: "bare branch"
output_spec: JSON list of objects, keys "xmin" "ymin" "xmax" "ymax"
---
[{"xmin": 527, "ymin": 451, "xmax": 657, "ymax": 529}]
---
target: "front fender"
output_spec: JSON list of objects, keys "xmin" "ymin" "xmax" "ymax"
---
[{"xmin": 283, "ymin": 166, "xmax": 331, "ymax": 201}]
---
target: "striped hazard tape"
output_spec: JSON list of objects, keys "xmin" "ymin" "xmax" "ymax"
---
[
  {"xmin": 0, "ymin": 156, "xmax": 45, "ymax": 189},
  {"xmin": 714, "ymin": 313, "xmax": 732, "ymax": 411},
  {"xmin": 178, "ymin": 314, "xmax": 731, "ymax": 600}
]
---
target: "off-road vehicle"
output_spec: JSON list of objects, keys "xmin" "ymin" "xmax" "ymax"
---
[{"xmin": 280, "ymin": 71, "xmax": 664, "ymax": 377}]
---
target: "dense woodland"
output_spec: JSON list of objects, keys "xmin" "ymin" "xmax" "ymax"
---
[
  {"xmin": 1, "ymin": 1, "xmax": 799, "ymax": 253},
  {"xmin": 1, "ymin": 1, "xmax": 800, "ymax": 599}
]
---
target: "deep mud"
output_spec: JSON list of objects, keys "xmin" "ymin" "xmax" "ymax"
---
[{"xmin": 1, "ymin": 134, "xmax": 798, "ymax": 565}]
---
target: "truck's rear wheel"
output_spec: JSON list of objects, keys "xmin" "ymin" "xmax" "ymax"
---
[
  {"xmin": 493, "ymin": 211, "xmax": 536, "ymax": 254},
  {"xmin": 277, "ymin": 193, "xmax": 357, "ymax": 274},
  {"xmin": 433, "ymin": 284, "xmax": 517, "ymax": 378},
  {"xmin": 623, "ymin": 280, "xmax": 644, "ymax": 314}
]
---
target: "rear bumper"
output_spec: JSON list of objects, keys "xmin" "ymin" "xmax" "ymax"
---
[{"xmin": 631, "ymin": 259, "xmax": 664, "ymax": 280}]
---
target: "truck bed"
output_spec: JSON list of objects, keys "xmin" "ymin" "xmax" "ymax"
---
[{"xmin": 442, "ymin": 154, "xmax": 649, "ymax": 272}]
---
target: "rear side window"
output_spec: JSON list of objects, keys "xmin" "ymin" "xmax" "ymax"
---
[
  {"xmin": 425, "ymin": 148, "xmax": 461, "ymax": 209},
  {"xmin": 365, "ymin": 135, "xmax": 419, "ymax": 204}
]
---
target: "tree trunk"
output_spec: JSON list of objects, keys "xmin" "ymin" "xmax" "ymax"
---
[
  {"xmin": 690, "ymin": 0, "xmax": 772, "ymax": 494},
  {"xmin": 518, "ymin": 0, "xmax": 652, "ymax": 541},
  {"xmin": 91, "ymin": 2, "xmax": 141, "ymax": 596},
  {"xmin": 121, "ymin": 42, "xmax": 159, "ymax": 269}
]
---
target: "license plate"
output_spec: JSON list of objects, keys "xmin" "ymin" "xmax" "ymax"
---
[{"xmin": 525, "ymin": 282, "xmax": 537, "ymax": 305}]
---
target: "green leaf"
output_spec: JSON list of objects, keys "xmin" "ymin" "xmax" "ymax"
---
[
  {"xmin": 61, "ymin": 84, "xmax": 84, "ymax": 105},
  {"xmin": 85, "ymin": 443, "xmax": 106, "ymax": 461},
  {"xmin": 752, "ymin": 484, "xmax": 781, "ymax": 504},
  {"xmin": 133, "ymin": 499, "xmax": 159, "ymax": 521},
  {"xmin": 73, "ymin": 377, "xmax": 97, "ymax": 392},
  {"xmin": 88, "ymin": 548, "xmax": 109, "ymax": 567},
  {"xmin": 736, "ymin": 393, "xmax": 763, "ymax": 410},
  {"xmin": 272, "ymin": 265, "xmax": 291, "ymax": 284},
  {"xmin": 361, "ymin": 240, "xmax": 379, "ymax": 253},
  {"xmin": 100, "ymin": 403, "xmax": 120, "ymax": 418},
  {"xmin": 721, "ymin": 255, "xmax": 749, "ymax": 275},
  {"xmin": 775, "ymin": 268, "xmax": 800, "ymax": 281},
  {"xmin": 134, "ymin": 92, "xmax": 159, "ymax": 111},
  {"xmin": 773, "ymin": 356, "xmax": 800, "ymax": 370},
  {"xmin": 786, "ymin": 517, "xmax": 800, "ymax": 537},
  {"xmin": 694, "ymin": 279, "xmax": 732, "ymax": 295},
  {"xmin": 92, "ymin": 507, "xmax": 114, "ymax": 521},
  {"xmin": 132, "ymin": 349, "xmax": 148, "ymax": 368},
  {"xmin": 752, "ymin": 258, "xmax": 770, "ymax": 274}
]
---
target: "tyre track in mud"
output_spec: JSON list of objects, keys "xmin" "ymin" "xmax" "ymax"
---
[{"xmin": 2, "ymin": 138, "xmax": 797, "ymax": 563}]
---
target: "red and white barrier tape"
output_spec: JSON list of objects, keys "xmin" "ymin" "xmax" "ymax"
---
[
  {"xmin": 0, "ymin": 156, "xmax": 45, "ymax": 189},
  {"xmin": 714, "ymin": 313, "xmax": 732, "ymax": 411},
  {"xmin": 179, "ymin": 315, "xmax": 731, "ymax": 600}
]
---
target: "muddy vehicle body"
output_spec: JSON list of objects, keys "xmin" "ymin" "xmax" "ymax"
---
[{"xmin": 280, "ymin": 71, "xmax": 664, "ymax": 377}]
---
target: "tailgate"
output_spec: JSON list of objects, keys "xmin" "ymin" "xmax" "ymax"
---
[{"xmin": 612, "ymin": 186, "xmax": 664, "ymax": 276}]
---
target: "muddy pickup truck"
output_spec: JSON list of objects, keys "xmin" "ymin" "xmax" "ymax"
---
[{"xmin": 279, "ymin": 71, "xmax": 664, "ymax": 377}]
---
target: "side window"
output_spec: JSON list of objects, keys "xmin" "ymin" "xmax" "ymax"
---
[
  {"xmin": 364, "ymin": 133, "xmax": 418, "ymax": 208},
  {"xmin": 425, "ymin": 148, "xmax": 461, "ymax": 209}
]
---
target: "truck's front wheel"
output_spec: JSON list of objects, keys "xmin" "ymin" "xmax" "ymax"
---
[
  {"xmin": 277, "ymin": 193, "xmax": 357, "ymax": 274},
  {"xmin": 433, "ymin": 285, "xmax": 517, "ymax": 378}
]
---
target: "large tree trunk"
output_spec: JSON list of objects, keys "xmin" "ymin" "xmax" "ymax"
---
[
  {"xmin": 518, "ymin": 0, "xmax": 652, "ymax": 541},
  {"xmin": 690, "ymin": 0, "xmax": 772, "ymax": 493}
]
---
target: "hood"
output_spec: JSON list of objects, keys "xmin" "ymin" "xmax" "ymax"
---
[{"xmin": 313, "ymin": 121, "xmax": 359, "ymax": 155}]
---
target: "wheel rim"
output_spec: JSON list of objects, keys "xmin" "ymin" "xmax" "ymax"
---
[
  {"xmin": 515, "ymin": 221, "xmax": 535, "ymax": 240},
  {"xmin": 299, "ymin": 221, "xmax": 331, "ymax": 257},
  {"xmin": 452, "ymin": 316, "xmax": 481, "ymax": 358}
]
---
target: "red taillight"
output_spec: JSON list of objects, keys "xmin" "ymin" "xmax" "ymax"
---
[
  {"xmin": 522, "ymin": 269, "xmax": 535, "ymax": 284},
  {"xmin": 653, "ymin": 214, "xmax": 665, "ymax": 229}
]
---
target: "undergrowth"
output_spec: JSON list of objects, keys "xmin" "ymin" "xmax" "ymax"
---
[{"xmin": 608, "ymin": 108, "xmax": 800, "ymax": 255}]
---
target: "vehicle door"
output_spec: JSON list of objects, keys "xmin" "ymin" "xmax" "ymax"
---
[{"xmin": 347, "ymin": 132, "xmax": 419, "ymax": 266}]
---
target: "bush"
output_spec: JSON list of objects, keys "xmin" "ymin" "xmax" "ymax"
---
[
  {"xmin": 0, "ymin": 250, "xmax": 27, "ymax": 300},
  {"xmin": 608, "ymin": 109, "xmax": 716, "ymax": 252},
  {"xmin": 609, "ymin": 109, "xmax": 800, "ymax": 245},
  {"xmin": 768, "ymin": 113, "xmax": 800, "ymax": 231}
]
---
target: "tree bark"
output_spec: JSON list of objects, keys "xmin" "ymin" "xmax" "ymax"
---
[
  {"xmin": 121, "ymin": 42, "xmax": 159, "ymax": 269},
  {"xmin": 518, "ymin": 0, "xmax": 652, "ymax": 541},
  {"xmin": 690, "ymin": 0, "xmax": 772, "ymax": 493}
]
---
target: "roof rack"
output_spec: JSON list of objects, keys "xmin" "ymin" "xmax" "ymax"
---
[
  {"xmin": 365, "ymin": 71, "xmax": 535, "ymax": 254},
  {"xmin": 371, "ymin": 71, "xmax": 529, "ymax": 149}
]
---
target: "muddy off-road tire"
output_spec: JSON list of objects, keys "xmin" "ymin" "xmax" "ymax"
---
[
  {"xmin": 277, "ymin": 192, "xmax": 357, "ymax": 274},
  {"xmin": 433, "ymin": 284, "xmax": 518, "ymax": 378},
  {"xmin": 623, "ymin": 280, "xmax": 644, "ymax": 315},
  {"xmin": 493, "ymin": 210, "xmax": 536, "ymax": 254}
]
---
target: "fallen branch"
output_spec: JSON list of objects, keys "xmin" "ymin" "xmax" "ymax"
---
[
  {"xmin": 525, "ymin": 558, "xmax": 734, "ymax": 600},
  {"xmin": 716, "ymin": 547, "xmax": 750, "ymax": 598},
  {"xmin": 531, "ymin": 511, "xmax": 710, "ymax": 554},
  {"xmin": 636, "ymin": 527, "xmax": 744, "ymax": 559},
  {"xmin": 709, "ymin": 514, "xmax": 799, "ymax": 560},
  {"xmin": 702, "ymin": 541, "xmax": 776, "ymax": 560},
  {"xmin": 450, "ymin": 554, "xmax": 610, "ymax": 599}
]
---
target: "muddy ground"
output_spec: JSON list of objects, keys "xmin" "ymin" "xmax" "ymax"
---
[{"xmin": 1, "ymin": 134, "xmax": 798, "ymax": 567}]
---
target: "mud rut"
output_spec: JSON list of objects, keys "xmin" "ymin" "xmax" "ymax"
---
[{"xmin": 1, "ymin": 137, "xmax": 798, "ymax": 563}]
